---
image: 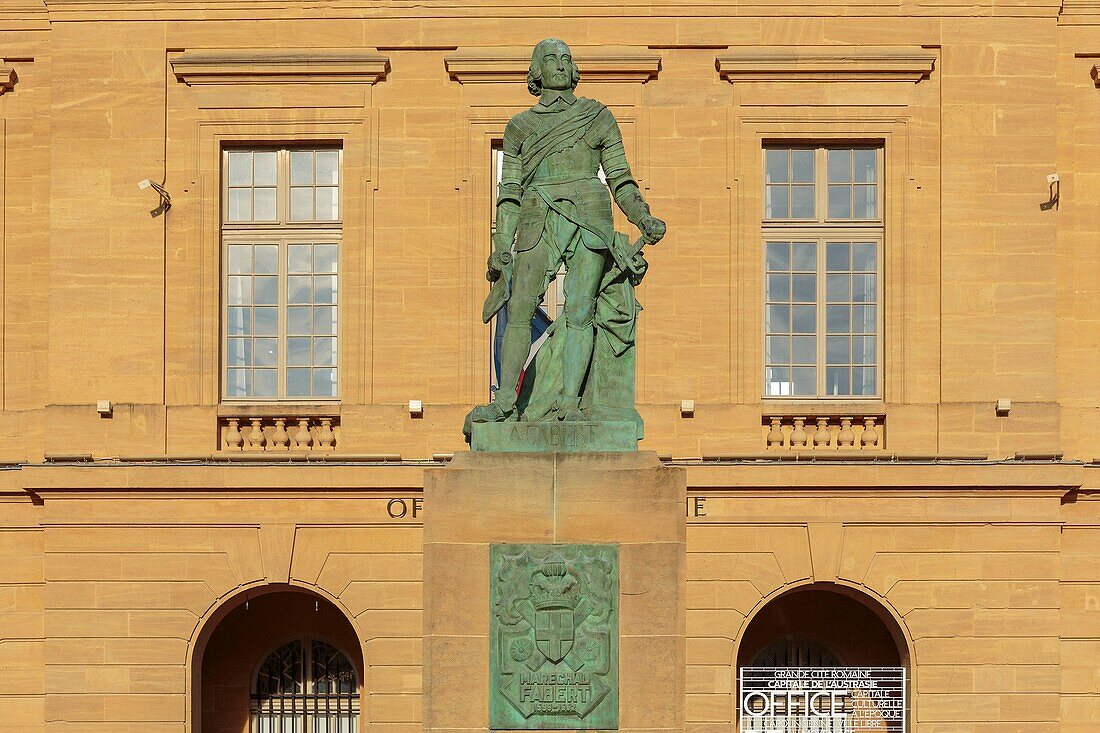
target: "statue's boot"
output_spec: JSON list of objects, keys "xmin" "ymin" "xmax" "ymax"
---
[
  {"xmin": 554, "ymin": 395, "xmax": 586, "ymax": 422},
  {"xmin": 468, "ymin": 321, "xmax": 530, "ymax": 424},
  {"xmin": 558, "ymin": 313, "xmax": 595, "ymax": 421},
  {"xmin": 467, "ymin": 402, "xmax": 514, "ymax": 423}
]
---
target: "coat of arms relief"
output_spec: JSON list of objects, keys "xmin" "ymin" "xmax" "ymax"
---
[{"xmin": 490, "ymin": 544, "xmax": 619, "ymax": 729}]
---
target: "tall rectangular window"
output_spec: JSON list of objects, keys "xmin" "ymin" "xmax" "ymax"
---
[
  {"xmin": 762, "ymin": 145, "xmax": 882, "ymax": 399},
  {"xmin": 222, "ymin": 147, "xmax": 341, "ymax": 401}
]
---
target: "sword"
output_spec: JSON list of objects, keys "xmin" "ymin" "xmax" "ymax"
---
[{"xmin": 607, "ymin": 233, "xmax": 650, "ymax": 284}]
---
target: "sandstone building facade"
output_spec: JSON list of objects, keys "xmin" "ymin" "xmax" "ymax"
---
[{"xmin": 0, "ymin": 0, "xmax": 1098, "ymax": 730}]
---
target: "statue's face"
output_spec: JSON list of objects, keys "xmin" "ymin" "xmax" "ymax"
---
[{"xmin": 537, "ymin": 43, "xmax": 574, "ymax": 91}]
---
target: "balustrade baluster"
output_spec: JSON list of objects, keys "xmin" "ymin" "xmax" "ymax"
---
[
  {"xmin": 767, "ymin": 417, "xmax": 784, "ymax": 449},
  {"xmin": 790, "ymin": 417, "xmax": 808, "ymax": 448},
  {"xmin": 272, "ymin": 418, "xmax": 290, "ymax": 450},
  {"xmin": 247, "ymin": 417, "xmax": 267, "ymax": 451},
  {"xmin": 837, "ymin": 417, "xmax": 855, "ymax": 447},
  {"xmin": 295, "ymin": 418, "xmax": 313, "ymax": 450},
  {"xmin": 225, "ymin": 418, "xmax": 243, "ymax": 451},
  {"xmin": 318, "ymin": 418, "xmax": 336, "ymax": 451},
  {"xmin": 862, "ymin": 416, "xmax": 880, "ymax": 448}
]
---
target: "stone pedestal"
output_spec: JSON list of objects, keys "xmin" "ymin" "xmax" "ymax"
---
[
  {"xmin": 424, "ymin": 451, "xmax": 686, "ymax": 733},
  {"xmin": 470, "ymin": 421, "xmax": 637, "ymax": 452}
]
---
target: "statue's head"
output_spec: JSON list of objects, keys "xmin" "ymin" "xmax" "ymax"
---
[{"xmin": 527, "ymin": 38, "xmax": 580, "ymax": 96}]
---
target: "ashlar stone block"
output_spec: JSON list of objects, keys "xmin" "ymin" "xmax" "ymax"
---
[{"xmin": 424, "ymin": 451, "xmax": 686, "ymax": 733}]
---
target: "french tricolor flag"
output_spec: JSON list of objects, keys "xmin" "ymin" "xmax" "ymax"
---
[{"xmin": 492, "ymin": 308, "xmax": 553, "ymax": 398}]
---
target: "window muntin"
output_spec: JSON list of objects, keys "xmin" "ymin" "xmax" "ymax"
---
[
  {"xmin": 286, "ymin": 243, "xmax": 339, "ymax": 399},
  {"xmin": 764, "ymin": 241, "xmax": 818, "ymax": 397},
  {"xmin": 827, "ymin": 148, "xmax": 878, "ymax": 219},
  {"xmin": 290, "ymin": 149, "xmax": 341, "ymax": 222},
  {"xmin": 252, "ymin": 637, "xmax": 359, "ymax": 732},
  {"xmin": 222, "ymin": 147, "xmax": 341, "ymax": 401},
  {"xmin": 762, "ymin": 144, "xmax": 882, "ymax": 399},
  {"xmin": 764, "ymin": 148, "xmax": 815, "ymax": 219},
  {"xmin": 227, "ymin": 150, "xmax": 279, "ymax": 222},
  {"xmin": 226, "ymin": 243, "xmax": 281, "ymax": 399},
  {"xmin": 764, "ymin": 146, "xmax": 881, "ymax": 223},
  {"xmin": 824, "ymin": 241, "xmax": 878, "ymax": 396}
]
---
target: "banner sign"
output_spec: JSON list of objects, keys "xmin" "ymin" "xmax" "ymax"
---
[{"xmin": 739, "ymin": 667, "xmax": 906, "ymax": 732}]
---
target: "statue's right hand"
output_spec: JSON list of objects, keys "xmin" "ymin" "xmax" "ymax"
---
[{"xmin": 486, "ymin": 250, "xmax": 512, "ymax": 281}]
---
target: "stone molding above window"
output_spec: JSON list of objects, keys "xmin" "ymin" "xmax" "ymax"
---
[
  {"xmin": 444, "ymin": 48, "xmax": 661, "ymax": 84},
  {"xmin": 171, "ymin": 50, "xmax": 390, "ymax": 86},
  {"xmin": 0, "ymin": 2, "xmax": 48, "ymax": 29},
  {"xmin": 1061, "ymin": 0, "xmax": 1100, "ymax": 24},
  {"xmin": 716, "ymin": 46, "xmax": 936, "ymax": 83},
  {"xmin": 0, "ymin": 65, "xmax": 15, "ymax": 95}
]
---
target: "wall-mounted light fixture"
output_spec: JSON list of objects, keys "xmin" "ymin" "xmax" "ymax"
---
[
  {"xmin": 1041, "ymin": 173, "xmax": 1059, "ymax": 211},
  {"xmin": 138, "ymin": 178, "xmax": 171, "ymax": 217},
  {"xmin": 409, "ymin": 399, "xmax": 424, "ymax": 418},
  {"xmin": 996, "ymin": 398, "xmax": 1011, "ymax": 416},
  {"xmin": 96, "ymin": 400, "xmax": 113, "ymax": 418},
  {"xmin": 680, "ymin": 399, "xmax": 695, "ymax": 418}
]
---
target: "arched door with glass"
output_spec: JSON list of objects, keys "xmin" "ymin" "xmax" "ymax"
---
[{"xmin": 252, "ymin": 637, "xmax": 360, "ymax": 732}]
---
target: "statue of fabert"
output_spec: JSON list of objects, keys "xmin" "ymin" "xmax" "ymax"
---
[{"xmin": 464, "ymin": 38, "xmax": 665, "ymax": 442}]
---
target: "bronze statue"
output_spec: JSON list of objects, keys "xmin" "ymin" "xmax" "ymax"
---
[{"xmin": 465, "ymin": 38, "xmax": 665, "ymax": 443}]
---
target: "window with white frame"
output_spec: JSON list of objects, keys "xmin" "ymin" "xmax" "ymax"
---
[
  {"xmin": 222, "ymin": 147, "xmax": 341, "ymax": 401},
  {"xmin": 762, "ymin": 145, "xmax": 883, "ymax": 398}
]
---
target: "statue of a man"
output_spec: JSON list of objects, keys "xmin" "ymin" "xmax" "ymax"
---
[{"xmin": 467, "ymin": 38, "xmax": 665, "ymax": 430}]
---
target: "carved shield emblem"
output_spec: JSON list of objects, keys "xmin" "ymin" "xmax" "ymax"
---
[
  {"xmin": 535, "ymin": 608, "xmax": 574, "ymax": 663},
  {"xmin": 490, "ymin": 544, "xmax": 618, "ymax": 730}
]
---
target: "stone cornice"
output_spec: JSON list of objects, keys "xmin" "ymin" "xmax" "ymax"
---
[
  {"xmin": 716, "ymin": 46, "xmax": 937, "ymax": 83},
  {"xmin": 170, "ymin": 50, "xmax": 390, "ymax": 86},
  {"xmin": 445, "ymin": 49, "xmax": 661, "ymax": 84},
  {"xmin": 8, "ymin": 460, "xmax": 1082, "ymax": 497},
  {"xmin": 35, "ymin": 0, "xmax": 1065, "ymax": 21},
  {"xmin": 0, "ymin": 1, "xmax": 47, "ymax": 29},
  {"xmin": 1060, "ymin": 0, "xmax": 1100, "ymax": 24},
  {"xmin": 0, "ymin": 66, "xmax": 16, "ymax": 95}
]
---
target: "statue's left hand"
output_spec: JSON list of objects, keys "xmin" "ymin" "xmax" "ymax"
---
[
  {"xmin": 486, "ymin": 250, "xmax": 512, "ymax": 281},
  {"xmin": 640, "ymin": 215, "xmax": 667, "ymax": 245}
]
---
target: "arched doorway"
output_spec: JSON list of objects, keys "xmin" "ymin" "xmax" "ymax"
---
[
  {"xmin": 193, "ymin": 586, "xmax": 363, "ymax": 733},
  {"xmin": 736, "ymin": 584, "xmax": 909, "ymax": 732}
]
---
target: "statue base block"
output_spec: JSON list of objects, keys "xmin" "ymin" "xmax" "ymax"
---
[
  {"xmin": 423, "ymin": 451, "xmax": 685, "ymax": 733},
  {"xmin": 470, "ymin": 420, "xmax": 637, "ymax": 452}
]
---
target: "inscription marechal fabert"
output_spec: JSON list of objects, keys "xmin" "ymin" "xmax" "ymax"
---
[{"xmin": 490, "ymin": 544, "xmax": 619, "ymax": 730}]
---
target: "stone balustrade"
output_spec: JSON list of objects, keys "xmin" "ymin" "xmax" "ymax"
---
[
  {"xmin": 220, "ymin": 415, "xmax": 338, "ymax": 452},
  {"xmin": 763, "ymin": 413, "xmax": 884, "ymax": 450}
]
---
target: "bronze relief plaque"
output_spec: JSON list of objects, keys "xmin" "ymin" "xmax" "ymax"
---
[{"xmin": 490, "ymin": 543, "xmax": 619, "ymax": 729}]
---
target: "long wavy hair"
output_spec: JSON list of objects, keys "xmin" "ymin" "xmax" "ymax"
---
[{"xmin": 527, "ymin": 38, "xmax": 581, "ymax": 96}]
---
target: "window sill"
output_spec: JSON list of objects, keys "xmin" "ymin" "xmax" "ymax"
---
[
  {"xmin": 218, "ymin": 403, "xmax": 340, "ymax": 419},
  {"xmin": 761, "ymin": 400, "xmax": 885, "ymax": 418}
]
